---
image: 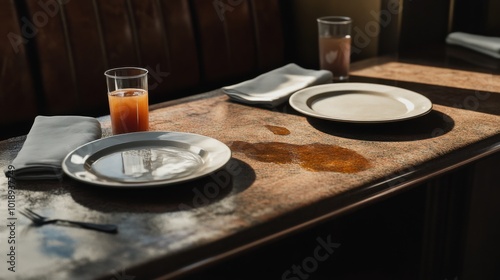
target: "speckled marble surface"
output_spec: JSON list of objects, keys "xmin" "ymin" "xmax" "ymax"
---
[{"xmin": 1, "ymin": 58, "xmax": 499, "ymax": 279}]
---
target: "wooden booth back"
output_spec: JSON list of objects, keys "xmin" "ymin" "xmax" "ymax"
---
[{"xmin": 0, "ymin": 0, "xmax": 286, "ymax": 138}]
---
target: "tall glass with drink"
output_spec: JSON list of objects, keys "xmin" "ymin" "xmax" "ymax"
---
[
  {"xmin": 317, "ymin": 16, "xmax": 352, "ymax": 81},
  {"xmin": 104, "ymin": 67, "xmax": 149, "ymax": 135}
]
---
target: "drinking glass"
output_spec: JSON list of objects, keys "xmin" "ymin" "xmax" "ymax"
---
[
  {"xmin": 104, "ymin": 67, "xmax": 149, "ymax": 135},
  {"xmin": 317, "ymin": 16, "xmax": 352, "ymax": 81}
]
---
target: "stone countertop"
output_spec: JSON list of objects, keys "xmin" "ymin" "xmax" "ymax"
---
[{"xmin": 0, "ymin": 57, "xmax": 499, "ymax": 279}]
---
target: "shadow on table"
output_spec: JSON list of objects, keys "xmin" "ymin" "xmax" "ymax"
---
[
  {"xmin": 307, "ymin": 110, "xmax": 455, "ymax": 142},
  {"xmin": 65, "ymin": 158, "xmax": 254, "ymax": 213},
  {"xmin": 348, "ymin": 75, "xmax": 500, "ymax": 117}
]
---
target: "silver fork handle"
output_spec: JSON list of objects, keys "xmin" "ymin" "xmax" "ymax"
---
[{"xmin": 59, "ymin": 220, "xmax": 118, "ymax": 233}]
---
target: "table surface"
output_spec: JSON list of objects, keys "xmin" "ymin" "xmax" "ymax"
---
[{"xmin": 1, "ymin": 48, "xmax": 500, "ymax": 280}]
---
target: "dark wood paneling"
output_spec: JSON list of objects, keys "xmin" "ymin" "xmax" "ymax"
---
[
  {"xmin": 192, "ymin": 0, "xmax": 257, "ymax": 83},
  {"xmin": 65, "ymin": 0, "xmax": 109, "ymax": 114},
  {"xmin": 18, "ymin": 0, "xmax": 286, "ymax": 119},
  {"xmin": 26, "ymin": 0, "xmax": 201, "ymax": 115},
  {"xmin": 26, "ymin": 0, "xmax": 78, "ymax": 115},
  {"xmin": 0, "ymin": 1, "xmax": 38, "ymax": 126},
  {"xmin": 420, "ymin": 169, "xmax": 470, "ymax": 279},
  {"xmin": 250, "ymin": 0, "xmax": 285, "ymax": 71},
  {"xmin": 461, "ymin": 153, "xmax": 500, "ymax": 279},
  {"xmin": 154, "ymin": 0, "xmax": 200, "ymax": 99},
  {"xmin": 378, "ymin": 0, "xmax": 402, "ymax": 55},
  {"xmin": 399, "ymin": 0, "xmax": 451, "ymax": 51},
  {"xmin": 452, "ymin": 0, "xmax": 500, "ymax": 36},
  {"xmin": 191, "ymin": 0, "xmax": 286, "ymax": 84}
]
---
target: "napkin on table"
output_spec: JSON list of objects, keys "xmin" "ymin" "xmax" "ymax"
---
[
  {"xmin": 222, "ymin": 63, "xmax": 333, "ymax": 108},
  {"xmin": 446, "ymin": 32, "xmax": 500, "ymax": 59},
  {"xmin": 5, "ymin": 116, "xmax": 102, "ymax": 180}
]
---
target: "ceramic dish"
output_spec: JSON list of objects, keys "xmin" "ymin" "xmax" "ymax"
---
[
  {"xmin": 289, "ymin": 83, "xmax": 433, "ymax": 123},
  {"xmin": 62, "ymin": 131, "xmax": 231, "ymax": 188}
]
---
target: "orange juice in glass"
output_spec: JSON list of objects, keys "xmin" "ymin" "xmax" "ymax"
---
[{"xmin": 104, "ymin": 67, "xmax": 149, "ymax": 134}]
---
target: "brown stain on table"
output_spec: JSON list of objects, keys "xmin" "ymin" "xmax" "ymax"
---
[
  {"xmin": 230, "ymin": 141, "xmax": 371, "ymax": 173},
  {"xmin": 265, "ymin": 125, "xmax": 291, "ymax": 135}
]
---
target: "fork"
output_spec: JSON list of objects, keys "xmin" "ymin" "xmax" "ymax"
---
[{"xmin": 20, "ymin": 208, "xmax": 118, "ymax": 234}]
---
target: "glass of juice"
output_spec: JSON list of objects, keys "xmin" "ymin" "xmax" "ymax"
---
[
  {"xmin": 317, "ymin": 16, "xmax": 352, "ymax": 81},
  {"xmin": 104, "ymin": 67, "xmax": 149, "ymax": 135}
]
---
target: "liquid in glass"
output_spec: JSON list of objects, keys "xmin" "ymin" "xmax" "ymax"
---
[
  {"xmin": 319, "ymin": 36, "xmax": 351, "ymax": 80},
  {"xmin": 108, "ymin": 88, "xmax": 149, "ymax": 134}
]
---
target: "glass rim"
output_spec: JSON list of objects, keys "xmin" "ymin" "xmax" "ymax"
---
[
  {"xmin": 317, "ymin": 16, "xmax": 352, "ymax": 24},
  {"xmin": 104, "ymin": 67, "xmax": 148, "ymax": 79}
]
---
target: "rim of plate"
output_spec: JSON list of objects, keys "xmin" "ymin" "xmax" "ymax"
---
[
  {"xmin": 289, "ymin": 83, "xmax": 433, "ymax": 123},
  {"xmin": 62, "ymin": 131, "xmax": 232, "ymax": 188}
]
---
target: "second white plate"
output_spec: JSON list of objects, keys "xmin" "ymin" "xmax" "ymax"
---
[{"xmin": 289, "ymin": 83, "xmax": 433, "ymax": 123}]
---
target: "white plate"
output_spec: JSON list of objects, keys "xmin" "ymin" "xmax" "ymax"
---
[
  {"xmin": 62, "ymin": 131, "xmax": 231, "ymax": 188},
  {"xmin": 289, "ymin": 83, "xmax": 433, "ymax": 123}
]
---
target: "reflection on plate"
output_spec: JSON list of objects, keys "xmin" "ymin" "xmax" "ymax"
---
[
  {"xmin": 62, "ymin": 131, "xmax": 231, "ymax": 188},
  {"xmin": 289, "ymin": 83, "xmax": 433, "ymax": 123}
]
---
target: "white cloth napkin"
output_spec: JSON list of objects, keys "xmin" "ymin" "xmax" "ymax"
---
[
  {"xmin": 5, "ymin": 116, "xmax": 102, "ymax": 180},
  {"xmin": 222, "ymin": 63, "xmax": 333, "ymax": 107},
  {"xmin": 446, "ymin": 32, "xmax": 500, "ymax": 59}
]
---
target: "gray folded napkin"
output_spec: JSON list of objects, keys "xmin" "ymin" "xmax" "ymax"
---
[
  {"xmin": 222, "ymin": 63, "xmax": 333, "ymax": 107},
  {"xmin": 446, "ymin": 32, "xmax": 500, "ymax": 59},
  {"xmin": 5, "ymin": 116, "xmax": 102, "ymax": 180}
]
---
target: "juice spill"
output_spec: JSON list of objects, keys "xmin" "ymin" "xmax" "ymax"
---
[
  {"xmin": 265, "ymin": 125, "xmax": 291, "ymax": 136},
  {"xmin": 230, "ymin": 141, "xmax": 371, "ymax": 173}
]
